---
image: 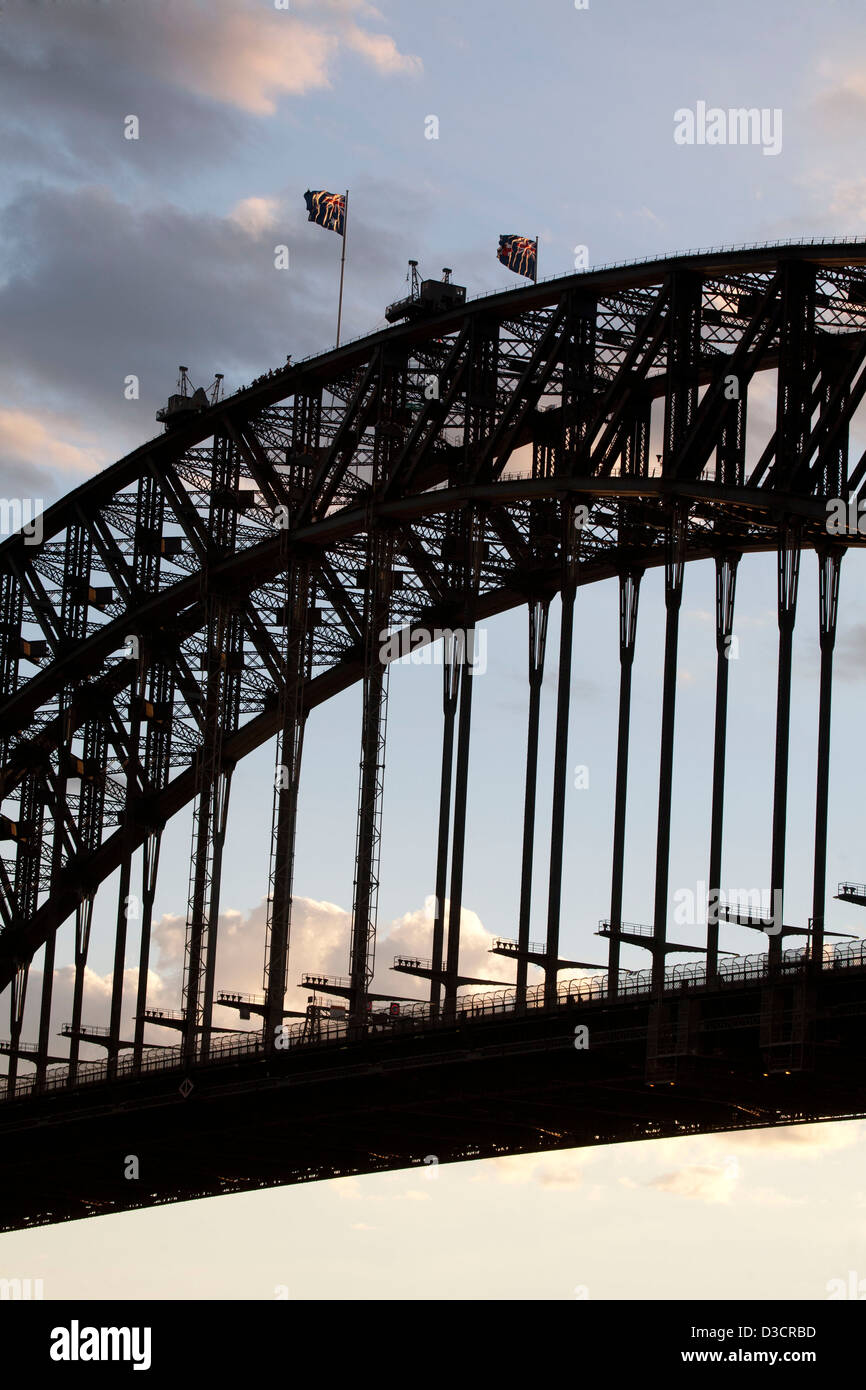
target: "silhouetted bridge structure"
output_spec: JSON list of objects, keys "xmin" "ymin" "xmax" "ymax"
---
[{"xmin": 2, "ymin": 240, "xmax": 866, "ymax": 1230}]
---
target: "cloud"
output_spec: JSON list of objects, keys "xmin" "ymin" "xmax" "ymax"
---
[
  {"xmin": 646, "ymin": 1163, "xmax": 738, "ymax": 1203},
  {"xmin": 535, "ymin": 1161, "xmax": 585, "ymax": 1191},
  {"xmin": 479, "ymin": 1150, "xmax": 594, "ymax": 1189},
  {"xmin": 0, "ymin": 0, "xmax": 420, "ymax": 126},
  {"xmin": 0, "ymin": 407, "xmax": 106, "ymax": 484},
  {"xmin": 796, "ymin": 59, "xmax": 866, "ymax": 231},
  {"xmin": 387, "ymin": 895, "xmax": 524, "ymax": 992},
  {"xmin": 162, "ymin": 14, "xmax": 338, "ymax": 116},
  {"xmin": 8, "ymin": 890, "xmax": 512, "ymax": 1068},
  {"xmin": 812, "ymin": 60, "xmax": 866, "ymax": 136},
  {"xmin": 644, "ymin": 1160, "xmax": 813, "ymax": 1207},
  {"xmin": 343, "ymin": 23, "xmax": 422, "ymax": 77},
  {"xmin": 335, "ymin": 1177, "xmax": 364, "ymax": 1201},
  {"xmin": 718, "ymin": 1122, "xmax": 866, "ymax": 1157},
  {"xmin": 827, "ymin": 180, "xmax": 866, "ymax": 224},
  {"xmin": 15, "ymin": 955, "xmax": 185, "ymax": 1072},
  {"xmin": 228, "ymin": 196, "xmax": 283, "ymax": 238},
  {"xmin": 0, "ymin": 178, "xmax": 426, "ymax": 496},
  {"xmin": 329, "ymin": 1175, "xmax": 432, "ymax": 1207},
  {"xmin": 0, "ymin": 8, "xmax": 419, "ymax": 503}
]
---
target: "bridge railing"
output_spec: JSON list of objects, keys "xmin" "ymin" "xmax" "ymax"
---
[
  {"xmin": 5, "ymin": 937, "xmax": 866, "ymax": 1101},
  {"xmin": 252, "ymin": 236, "xmax": 866, "ymax": 375}
]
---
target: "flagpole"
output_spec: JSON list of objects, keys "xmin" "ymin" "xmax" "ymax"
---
[
  {"xmin": 336, "ymin": 189, "xmax": 349, "ymax": 347},
  {"xmin": 534, "ymin": 234, "xmax": 538, "ymax": 283}
]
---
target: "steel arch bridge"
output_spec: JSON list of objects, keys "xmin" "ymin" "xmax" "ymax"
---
[{"xmin": 3, "ymin": 240, "xmax": 866, "ymax": 1231}]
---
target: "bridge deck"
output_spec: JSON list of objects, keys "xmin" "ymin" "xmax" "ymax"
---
[{"xmin": 3, "ymin": 947, "xmax": 866, "ymax": 1232}]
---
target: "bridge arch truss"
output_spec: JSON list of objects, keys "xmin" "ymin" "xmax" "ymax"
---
[{"xmin": 2, "ymin": 240, "xmax": 866, "ymax": 1102}]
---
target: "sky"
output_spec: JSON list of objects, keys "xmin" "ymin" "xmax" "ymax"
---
[{"xmin": 2, "ymin": 0, "xmax": 866, "ymax": 1301}]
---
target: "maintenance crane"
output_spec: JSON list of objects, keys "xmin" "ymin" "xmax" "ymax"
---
[
  {"xmin": 385, "ymin": 261, "xmax": 466, "ymax": 324},
  {"xmin": 156, "ymin": 366, "xmax": 224, "ymax": 429}
]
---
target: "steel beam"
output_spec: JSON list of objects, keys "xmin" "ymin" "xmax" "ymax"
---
[
  {"xmin": 607, "ymin": 567, "xmax": 642, "ymax": 998},
  {"xmin": 263, "ymin": 538, "xmax": 314, "ymax": 1044},
  {"xmin": 443, "ymin": 513, "xmax": 485, "ymax": 1016},
  {"xmin": 66, "ymin": 897, "xmax": 93, "ymax": 1086},
  {"xmin": 132, "ymin": 831, "xmax": 161, "ymax": 1068},
  {"xmin": 516, "ymin": 598, "xmax": 549, "ymax": 1005},
  {"xmin": 706, "ymin": 552, "xmax": 739, "ymax": 982},
  {"xmin": 811, "ymin": 548, "xmax": 843, "ymax": 969},
  {"xmin": 347, "ymin": 349, "xmax": 409, "ymax": 1023},
  {"xmin": 769, "ymin": 531, "xmax": 801, "ymax": 971},
  {"xmin": 6, "ymin": 965, "xmax": 27, "ymax": 1098},
  {"xmin": 430, "ymin": 633, "xmax": 461, "ymax": 1013},
  {"xmin": 544, "ymin": 503, "xmax": 582, "ymax": 1006},
  {"xmin": 652, "ymin": 510, "xmax": 686, "ymax": 993}
]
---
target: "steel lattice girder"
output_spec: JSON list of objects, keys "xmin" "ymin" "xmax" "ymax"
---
[{"xmin": 1, "ymin": 243, "xmax": 866, "ymax": 998}]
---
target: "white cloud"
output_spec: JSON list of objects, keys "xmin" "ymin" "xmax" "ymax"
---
[
  {"xmin": 343, "ymin": 23, "xmax": 422, "ymax": 77},
  {"xmin": 479, "ymin": 1149, "xmax": 596, "ymax": 1189},
  {"xmin": 646, "ymin": 1163, "xmax": 738, "ymax": 1204},
  {"xmin": 812, "ymin": 59, "xmax": 866, "ymax": 135},
  {"xmin": 10, "ymin": 892, "xmax": 516, "ymax": 1065},
  {"xmin": 718, "ymin": 1121, "xmax": 866, "ymax": 1158},
  {"xmin": 229, "ymin": 196, "xmax": 282, "ymax": 237},
  {"xmin": 169, "ymin": 12, "xmax": 339, "ymax": 115},
  {"xmin": 3, "ymin": 0, "xmax": 421, "ymax": 120},
  {"xmin": 0, "ymin": 407, "xmax": 105, "ymax": 477}
]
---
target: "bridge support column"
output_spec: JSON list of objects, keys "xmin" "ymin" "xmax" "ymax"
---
[
  {"xmin": 607, "ymin": 568, "xmax": 641, "ymax": 999},
  {"xmin": 8, "ymin": 770, "xmax": 42, "ymax": 1094},
  {"xmin": 183, "ymin": 746, "xmax": 220, "ymax": 1067},
  {"xmin": 182, "ymin": 434, "xmax": 246, "ymax": 1065},
  {"xmin": 430, "ymin": 634, "xmax": 461, "ymax": 1015},
  {"xmin": 36, "ymin": 762, "xmax": 69, "ymax": 1088},
  {"xmin": 811, "ymin": 547, "xmax": 843, "ymax": 971},
  {"xmin": 133, "ymin": 831, "xmax": 160, "ymax": 1068},
  {"xmin": 66, "ymin": 716, "xmax": 107, "ymax": 1084},
  {"xmin": 35, "ymin": 933, "xmax": 56, "ymax": 1090},
  {"xmin": 182, "ymin": 596, "xmax": 240, "ymax": 1067},
  {"xmin": 443, "ymin": 511, "xmax": 485, "ymax": 1018},
  {"xmin": 348, "ymin": 529, "xmax": 394, "ymax": 1025},
  {"xmin": 443, "ymin": 626, "xmax": 474, "ymax": 1016},
  {"xmin": 6, "ymin": 964, "xmax": 27, "ymax": 1098},
  {"xmin": 132, "ymin": 656, "xmax": 174, "ymax": 1070},
  {"xmin": 263, "ymin": 552, "xmax": 313, "ymax": 1046},
  {"xmin": 769, "ymin": 530, "xmax": 801, "ymax": 972},
  {"xmin": 516, "ymin": 598, "xmax": 549, "ymax": 1007},
  {"xmin": 545, "ymin": 503, "xmax": 582, "ymax": 1008},
  {"xmin": 706, "ymin": 552, "xmax": 740, "ymax": 984},
  {"xmin": 652, "ymin": 509, "xmax": 686, "ymax": 994},
  {"xmin": 107, "ymin": 843, "xmax": 133, "ymax": 1080},
  {"xmin": 108, "ymin": 676, "xmax": 145, "ymax": 1078},
  {"xmin": 200, "ymin": 766, "xmax": 233, "ymax": 1062},
  {"xmin": 67, "ymin": 896, "xmax": 94, "ymax": 1086}
]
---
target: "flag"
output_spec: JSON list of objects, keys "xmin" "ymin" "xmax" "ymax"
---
[
  {"xmin": 304, "ymin": 189, "xmax": 346, "ymax": 237},
  {"xmin": 497, "ymin": 234, "xmax": 537, "ymax": 281}
]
